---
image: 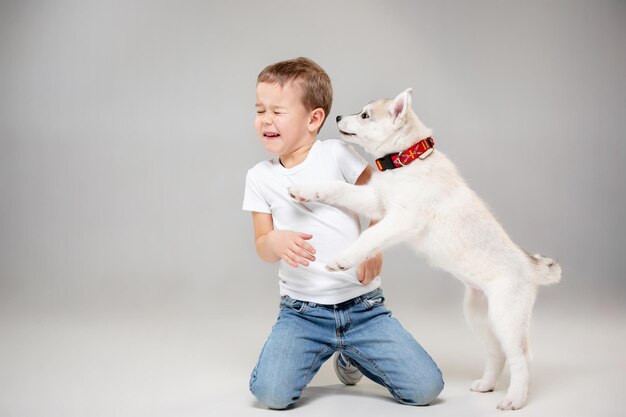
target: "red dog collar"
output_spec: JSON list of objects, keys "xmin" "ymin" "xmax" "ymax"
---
[{"xmin": 375, "ymin": 137, "xmax": 435, "ymax": 171}]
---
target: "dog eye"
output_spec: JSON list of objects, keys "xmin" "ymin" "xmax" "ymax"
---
[{"xmin": 360, "ymin": 112, "xmax": 369, "ymax": 119}]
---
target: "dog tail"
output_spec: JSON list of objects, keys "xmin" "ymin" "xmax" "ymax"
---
[{"xmin": 531, "ymin": 254, "xmax": 562, "ymax": 285}]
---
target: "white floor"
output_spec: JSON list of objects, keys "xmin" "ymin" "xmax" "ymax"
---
[{"xmin": 1, "ymin": 295, "xmax": 624, "ymax": 417}]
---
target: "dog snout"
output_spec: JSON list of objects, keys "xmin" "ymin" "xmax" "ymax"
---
[{"xmin": 336, "ymin": 115, "xmax": 343, "ymax": 122}]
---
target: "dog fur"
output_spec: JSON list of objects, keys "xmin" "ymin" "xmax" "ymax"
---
[{"xmin": 287, "ymin": 89, "xmax": 561, "ymax": 410}]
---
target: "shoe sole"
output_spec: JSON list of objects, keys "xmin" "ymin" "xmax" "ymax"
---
[{"xmin": 333, "ymin": 353, "xmax": 362, "ymax": 385}]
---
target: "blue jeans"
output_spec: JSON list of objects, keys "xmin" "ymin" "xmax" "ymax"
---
[{"xmin": 249, "ymin": 288, "xmax": 444, "ymax": 409}]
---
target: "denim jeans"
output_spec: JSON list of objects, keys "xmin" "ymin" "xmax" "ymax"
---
[{"xmin": 249, "ymin": 288, "xmax": 444, "ymax": 409}]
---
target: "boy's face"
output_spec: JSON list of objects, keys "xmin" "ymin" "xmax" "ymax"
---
[{"xmin": 255, "ymin": 81, "xmax": 317, "ymax": 156}]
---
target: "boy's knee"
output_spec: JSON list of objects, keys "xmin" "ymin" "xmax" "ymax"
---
[
  {"xmin": 250, "ymin": 377, "xmax": 299, "ymax": 410},
  {"xmin": 420, "ymin": 375, "xmax": 445, "ymax": 405},
  {"xmin": 398, "ymin": 371, "xmax": 445, "ymax": 406}
]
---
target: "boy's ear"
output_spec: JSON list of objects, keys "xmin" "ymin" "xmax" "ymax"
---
[
  {"xmin": 389, "ymin": 88, "xmax": 412, "ymax": 123},
  {"xmin": 308, "ymin": 108, "xmax": 326, "ymax": 132}
]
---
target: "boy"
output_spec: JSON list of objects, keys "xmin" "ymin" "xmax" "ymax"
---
[{"xmin": 242, "ymin": 57, "xmax": 443, "ymax": 409}]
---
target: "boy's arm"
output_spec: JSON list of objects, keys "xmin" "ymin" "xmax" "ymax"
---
[
  {"xmin": 251, "ymin": 212, "xmax": 279, "ymax": 263},
  {"xmin": 355, "ymin": 165, "xmax": 383, "ymax": 284},
  {"xmin": 355, "ymin": 165, "xmax": 373, "ymax": 187},
  {"xmin": 251, "ymin": 212, "xmax": 316, "ymax": 268}
]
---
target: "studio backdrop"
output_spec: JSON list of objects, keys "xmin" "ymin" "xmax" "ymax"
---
[{"xmin": 0, "ymin": 0, "xmax": 624, "ymax": 315}]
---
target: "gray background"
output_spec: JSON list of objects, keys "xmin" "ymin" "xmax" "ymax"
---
[{"xmin": 1, "ymin": 1, "xmax": 625, "ymax": 416}]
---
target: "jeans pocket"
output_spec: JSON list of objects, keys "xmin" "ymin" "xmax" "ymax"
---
[
  {"xmin": 280, "ymin": 296, "xmax": 309, "ymax": 314},
  {"xmin": 362, "ymin": 291, "xmax": 386, "ymax": 309}
]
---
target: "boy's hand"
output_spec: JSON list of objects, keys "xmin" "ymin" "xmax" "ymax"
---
[
  {"xmin": 357, "ymin": 251, "xmax": 383, "ymax": 285},
  {"xmin": 268, "ymin": 230, "xmax": 316, "ymax": 268}
]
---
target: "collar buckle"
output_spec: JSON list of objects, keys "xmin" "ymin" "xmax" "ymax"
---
[{"xmin": 375, "ymin": 137, "xmax": 435, "ymax": 172}]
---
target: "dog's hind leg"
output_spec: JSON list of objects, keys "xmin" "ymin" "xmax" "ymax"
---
[
  {"xmin": 485, "ymin": 281, "xmax": 536, "ymax": 410},
  {"xmin": 463, "ymin": 286, "xmax": 505, "ymax": 393}
]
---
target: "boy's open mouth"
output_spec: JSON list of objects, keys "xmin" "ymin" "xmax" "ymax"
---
[{"xmin": 264, "ymin": 132, "xmax": 281, "ymax": 139}]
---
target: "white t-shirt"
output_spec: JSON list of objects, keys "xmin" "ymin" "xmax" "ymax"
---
[{"xmin": 243, "ymin": 139, "xmax": 381, "ymax": 304}]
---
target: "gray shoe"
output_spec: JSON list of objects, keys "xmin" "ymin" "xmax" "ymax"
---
[{"xmin": 333, "ymin": 352, "xmax": 363, "ymax": 385}]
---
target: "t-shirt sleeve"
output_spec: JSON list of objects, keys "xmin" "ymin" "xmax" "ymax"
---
[
  {"xmin": 333, "ymin": 140, "xmax": 369, "ymax": 184},
  {"xmin": 242, "ymin": 169, "xmax": 271, "ymax": 213}
]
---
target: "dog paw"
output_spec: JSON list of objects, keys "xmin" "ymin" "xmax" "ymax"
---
[
  {"xmin": 287, "ymin": 185, "xmax": 320, "ymax": 203},
  {"xmin": 325, "ymin": 260, "xmax": 352, "ymax": 272},
  {"xmin": 496, "ymin": 396, "xmax": 525, "ymax": 410},
  {"xmin": 470, "ymin": 379, "xmax": 495, "ymax": 393}
]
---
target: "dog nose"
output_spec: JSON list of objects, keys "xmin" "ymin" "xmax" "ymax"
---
[{"xmin": 336, "ymin": 115, "xmax": 342, "ymax": 122}]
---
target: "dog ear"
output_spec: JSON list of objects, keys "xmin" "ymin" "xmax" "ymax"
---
[{"xmin": 390, "ymin": 88, "xmax": 412, "ymax": 123}]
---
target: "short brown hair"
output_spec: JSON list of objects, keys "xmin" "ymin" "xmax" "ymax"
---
[{"xmin": 257, "ymin": 57, "xmax": 333, "ymax": 131}]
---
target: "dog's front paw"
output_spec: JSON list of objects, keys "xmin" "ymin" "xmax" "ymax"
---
[
  {"xmin": 287, "ymin": 185, "xmax": 320, "ymax": 203},
  {"xmin": 325, "ymin": 259, "xmax": 353, "ymax": 272},
  {"xmin": 470, "ymin": 379, "xmax": 495, "ymax": 393}
]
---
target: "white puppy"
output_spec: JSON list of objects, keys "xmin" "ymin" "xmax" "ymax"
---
[{"xmin": 288, "ymin": 89, "xmax": 561, "ymax": 410}]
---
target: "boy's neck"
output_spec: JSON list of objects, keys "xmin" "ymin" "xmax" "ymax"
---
[{"xmin": 279, "ymin": 140, "xmax": 316, "ymax": 168}]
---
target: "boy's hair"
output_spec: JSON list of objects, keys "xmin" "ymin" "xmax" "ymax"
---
[{"xmin": 257, "ymin": 57, "xmax": 332, "ymax": 131}]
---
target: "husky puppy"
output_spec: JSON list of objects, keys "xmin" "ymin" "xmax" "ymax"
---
[{"xmin": 288, "ymin": 89, "xmax": 561, "ymax": 410}]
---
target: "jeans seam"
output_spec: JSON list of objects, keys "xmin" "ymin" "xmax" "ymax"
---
[
  {"xmin": 249, "ymin": 336, "xmax": 273, "ymax": 393},
  {"xmin": 302, "ymin": 345, "xmax": 332, "ymax": 391},
  {"xmin": 344, "ymin": 346, "xmax": 402, "ymax": 400}
]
